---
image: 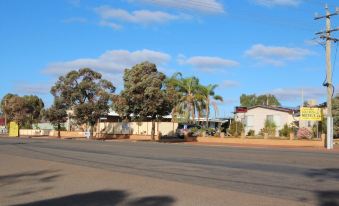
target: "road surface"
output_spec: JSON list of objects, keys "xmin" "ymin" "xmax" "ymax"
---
[{"xmin": 0, "ymin": 137, "xmax": 338, "ymax": 206}]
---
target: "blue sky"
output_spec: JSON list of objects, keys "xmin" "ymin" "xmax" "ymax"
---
[{"xmin": 0, "ymin": 0, "xmax": 338, "ymax": 117}]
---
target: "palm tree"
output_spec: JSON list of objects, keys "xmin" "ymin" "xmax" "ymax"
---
[
  {"xmin": 200, "ymin": 84, "xmax": 223, "ymax": 127},
  {"xmin": 165, "ymin": 73, "xmax": 203, "ymax": 123}
]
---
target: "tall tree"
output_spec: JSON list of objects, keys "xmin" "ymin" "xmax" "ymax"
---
[
  {"xmin": 165, "ymin": 73, "xmax": 202, "ymax": 123},
  {"xmin": 113, "ymin": 62, "xmax": 172, "ymax": 140},
  {"xmin": 1, "ymin": 94, "xmax": 44, "ymax": 132},
  {"xmin": 22, "ymin": 95, "xmax": 44, "ymax": 128},
  {"xmin": 44, "ymin": 98, "xmax": 68, "ymax": 138},
  {"xmin": 1, "ymin": 93, "xmax": 18, "ymax": 126},
  {"xmin": 2, "ymin": 96, "xmax": 28, "ymax": 136},
  {"xmin": 51, "ymin": 68, "xmax": 115, "ymax": 138},
  {"xmin": 240, "ymin": 94, "xmax": 281, "ymax": 107},
  {"xmin": 200, "ymin": 84, "xmax": 223, "ymax": 126}
]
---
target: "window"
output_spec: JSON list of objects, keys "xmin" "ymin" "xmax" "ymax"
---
[{"xmin": 266, "ymin": 115, "xmax": 274, "ymax": 122}]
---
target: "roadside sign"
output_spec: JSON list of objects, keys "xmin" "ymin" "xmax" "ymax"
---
[
  {"xmin": 9, "ymin": 121, "xmax": 19, "ymax": 137},
  {"xmin": 300, "ymin": 107, "xmax": 322, "ymax": 121}
]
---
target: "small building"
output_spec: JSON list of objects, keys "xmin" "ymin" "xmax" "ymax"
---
[{"xmin": 234, "ymin": 105, "xmax": 299, "ymax": 136}]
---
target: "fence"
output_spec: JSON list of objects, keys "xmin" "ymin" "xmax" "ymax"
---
[
  {"xmin": 19, "ymin": 129, "xmax": 51, "ymax": 136},
  {"xmin": 17, "ymin": 121, "xmax": 178, "ymax": 139},
  {"xmin": 96, "ymin": 122, "xmax": 178, "ymax": 136}
]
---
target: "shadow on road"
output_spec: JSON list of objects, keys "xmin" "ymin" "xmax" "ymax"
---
[
  {"xmin": 12, "ymin": 190, "xmax": 175, "ymax": 206},
  {"xmin": 317, "ymin": 190, "xmax": 339, "ymax": 206},
  {"xmin": 305, "ymin": 168, "xmax": 339, "ymax": 206},
  {"xmin": 0, "ymin": 170, "xmax": 61, "ymax": 198},
  {"xmin": 305, "ymin": 168, "xmax": 339, "ymax": 181},
  {"xmin": 0, "ymin": 170, "xmax": 61, "ymax": 187}
]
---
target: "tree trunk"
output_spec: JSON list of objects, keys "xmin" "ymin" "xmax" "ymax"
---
[
  {"xmin": 191, "ymin": 101, "xmax": 195, "ymax": 124},
  {"xmin": 89, "ymin": 124, "xmax": 94, "ymax": 139},
  {"xmin": 206, "ymin": 98, "xmax": 210, "ymax": 128},
  {"xmin": 18, "ymin": 124, "xmax": 20, "ymax": 137},
  {"xmin": 57, "ymin": 123, "xmax": 61, "ymax": 138},
  {"xmin": 151, "ymin": 120, "xmax": 155, "ymax": 141}
]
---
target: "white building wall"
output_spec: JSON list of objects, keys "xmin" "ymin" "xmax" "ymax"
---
[{"xmin": 236, "ymin": 107, "xmax": 296, "ymax": 136}]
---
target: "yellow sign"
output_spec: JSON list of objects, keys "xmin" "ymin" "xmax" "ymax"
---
[
  {"xmin": 300, "ymin": 107, "xmax": 322, "ymax": 121},
  {"xmin": 9, "ymin": 121, "xmax": 19, "ymax": 137}
]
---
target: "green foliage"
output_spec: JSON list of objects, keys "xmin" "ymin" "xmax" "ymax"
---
[
  {"xmin": 113, "ymin": 62, "xmax": 172, "ymax": 140},
  {"xmin": 279, "ymin": 124, "xmax": 292, "ymax": 137},
  {"xmin": 51, "ymin": 68, "xmax": 115, "ymax": 137},
  {"xmin": 22, "ymin": 95, "xmax": 44, "ymax": 126},
  {"xmin": 261, "ymin": 119, "xmax": 276, "ymax": 136},
  {"xmin": 240, "ymin": 94, "xmax": 281, "ymax": 107},
  {"xmin": 44, "ymin": 98, "xmax": 68, "ymax": 137},
  {"xmin": 1, "ymin": 94, "xmax": 44, "ymax": 131},
  {"xmin": 247, "ymin": 129, "xmax": 255, "ymax": 136},
  {"xmin": 229, "ymin": 121, "xmax": 244, "ymax": 136},
  {"xmin": 165, "ymin": 73, "xmax": 202, "ymax": 123},
  {"xmin": 165, "ymin": 73, "xmax": 223, "ymax": 124},
  {"xmin": 199, "ymin": 84, "xmax": 223, "ymax": 126}
]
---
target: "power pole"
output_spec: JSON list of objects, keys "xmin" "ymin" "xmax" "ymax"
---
[{"xmin": 315, "ymin": 5, "xmax": 339, "ymax": 149}]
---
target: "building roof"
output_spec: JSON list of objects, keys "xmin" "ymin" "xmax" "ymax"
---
[{"xmin": 243, "ymin": 105, "xmax": 298, "ymax": 114}]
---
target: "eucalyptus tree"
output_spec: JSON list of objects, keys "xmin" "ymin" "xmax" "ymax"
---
[
  {"xmin": 113, "ymin": 62, "xmax": 172, "ymax": 140},
  {"xmin": 51, "ymin": 68, "xmax": 115, "ymax": 138},
  {"xmin": 240, "ymin": 94, "xmax": 280, "ymax": 107},
  {"xmin": 44, "ymin": 98, "xmax": 68, "ymax": 138},
  {"xmin": 22, "ymin": 95, "xmax": 45, "ymax": 128},
  {"xmin": 1, "ymin": 94, "xmax": 44, "ymax": 132}
]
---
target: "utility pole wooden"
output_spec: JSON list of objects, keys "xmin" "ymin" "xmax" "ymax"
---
[{"xmin": 315, "ymin": 5, "xmax": 339, "ymax": 149}]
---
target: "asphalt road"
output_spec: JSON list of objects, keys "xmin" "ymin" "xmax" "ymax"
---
[{"xmin": 0, "ymin": 137, "xmax": 339, "ymax": 206}]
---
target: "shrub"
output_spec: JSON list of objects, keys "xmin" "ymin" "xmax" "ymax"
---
[
  {"xmin": 263, "ymin": 119, "xmax": 276, "ymax": 136},
  {"xmin": 279, "ymin": 124, "xmax": 292, "ymax": 137},
  {"xmin": 229, "ymin": 121, "xmax": 244, "ymax": 137},
  {"xmin": 297, "ymin": 127, "xmax": 313, "ymax": 139},
  {"xmin": 247, "ymin": 129, "xmax": 255, "ymax": 136}
]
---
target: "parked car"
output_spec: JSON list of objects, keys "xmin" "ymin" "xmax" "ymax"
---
[{"xmin": 176, "ymin": 124, "xmax": 202, "ymax": 138}]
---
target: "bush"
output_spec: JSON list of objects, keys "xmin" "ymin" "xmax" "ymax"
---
[
  {"xmin": 261, "ymin": 119, "xmax": 276, "ymax": 136},
  {"xmin": 279, "ymin": 124, "xmax": 292, "ymax": 137},
  {"xmin": 297, "ymin": 127, "xmax": 313, "ymax": 139},
  {"xmin": 229, "ymin": 121, "xmax": 244, "ymax": 136},
  {"xmin": 247, "ymin": 129, "xmax": 255, "ymax": 136}
]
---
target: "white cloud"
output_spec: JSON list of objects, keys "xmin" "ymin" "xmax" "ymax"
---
[
  {"xmin": 179, "ymin": 55, "xmax": 239, "ymax": 71},
  {"xmin": 254, "ymin": 0, "xmax": 302, "ymax": 7},
  {"xmin": 220, "ymin": 80, "xmax": 240, "ymax": 88},
  {"xmin": 245, "ymin": 44, "xmax": 313, "ymax": 66},
  {"xmin": 95, "ymin": 6, "xmax": 185, "ymax": 26},
  {"xmin": 99, "ymin": 20, "xmax": 122, "ymax": 30},
  {"xmin": 43, "ymin": 49, "xmax": 171, "ymax": 79},
  {"xmin": 137, "ymin": 0, "xmax": 225, "ymax": 13},
  {"xmin": 270, "ymin": 87, "xmax": 326, "ymax": 102}
]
